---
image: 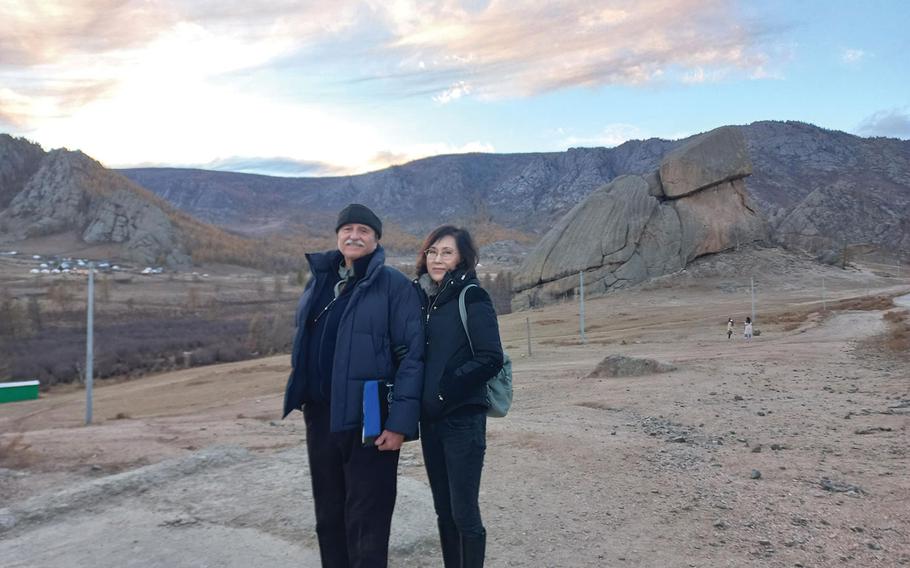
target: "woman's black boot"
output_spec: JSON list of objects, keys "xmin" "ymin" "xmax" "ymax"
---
[{"xmin": 460, "ymin": 529, "xmax": 485, "ymax": 568}]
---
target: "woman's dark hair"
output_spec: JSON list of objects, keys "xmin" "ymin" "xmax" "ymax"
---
[{"xmin": 416, "ymin": 225, "xmax": 479, "ymax": 276}]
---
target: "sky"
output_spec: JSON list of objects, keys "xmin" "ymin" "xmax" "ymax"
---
[{"xmin": 1, "ymin": 0, "xmax": 908, "ymax": 176}]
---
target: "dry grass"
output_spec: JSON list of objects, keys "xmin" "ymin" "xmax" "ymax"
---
[
  {"xmin": 0, "ymin": 433, "xmax": 37, "ymax": 469},
  {"xmin": 828, "ymin": 295, "xmax": 894, "ymax": 311},
  {"xmin": 882, "ymin": 310, "xmax": 910, "ymax": 354},
  {"xmin": 763, "ymin": 296, "xmax": 896, "ymax": 332},
  {"xmin": 761, "ymin": 309, "xmax": 815, "ymax": 331}
]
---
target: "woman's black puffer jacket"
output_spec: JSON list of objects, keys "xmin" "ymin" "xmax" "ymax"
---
[{"xmin": 414, "ymin": 269, "xmax": 504, "ymax": 421}]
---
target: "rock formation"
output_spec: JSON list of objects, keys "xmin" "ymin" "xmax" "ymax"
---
[
  {"xmin": 120, "ymin": 121, "xmax": 910, "ymax": 262},
  {"xmin": 1, "ymin": 139, "xmax": 191, "ymax": 266},
  {"xmin": 512, "ymin": 127, "xmax": 769, "ymax": 308},
  {"xmin": 0, "ymin": 134, "xmax": 44, "ymax": 209},
  {"xmin": 587, "ymin": 354, "xmax": 676, "ymax": 378}
]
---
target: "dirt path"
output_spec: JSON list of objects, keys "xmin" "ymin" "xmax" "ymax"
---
[{"xmin": 2, "ymin": 257, "xmax": 908, "ymax": 567}]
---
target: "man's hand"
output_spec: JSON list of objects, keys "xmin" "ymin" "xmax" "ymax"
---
[{"xmin": 374, "ymin": 430, "xmax": 405, "ymax": 451}]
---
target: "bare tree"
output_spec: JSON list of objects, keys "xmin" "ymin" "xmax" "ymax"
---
[{"xmin": 273, "ymin": 275, "xmax": 284, "ymax": 298}]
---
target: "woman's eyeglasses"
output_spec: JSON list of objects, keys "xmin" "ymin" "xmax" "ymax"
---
[{"xmin": 424, "ymin": 248, "xmax": 456, "ymax": 260}]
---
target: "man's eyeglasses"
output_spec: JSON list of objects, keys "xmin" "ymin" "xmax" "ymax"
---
[{"xmin": 424, "ymin": 248, "xmax": 456, "ymax": 260}]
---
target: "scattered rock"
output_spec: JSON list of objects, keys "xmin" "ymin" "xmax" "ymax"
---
[
  {"xmin": 854, "ymin": 427, "xmax": 893, "ymax": 435},
  {"xmin": 820, "ymin": 478, "xmax": 864, "ymax": 495},
  {"xmin": 587, "ymin": 354, "xmax": 677, "ymax": 378},
  {"xmin": 750, "ymin": 470, "xmax": 762, "ymax": 479}
]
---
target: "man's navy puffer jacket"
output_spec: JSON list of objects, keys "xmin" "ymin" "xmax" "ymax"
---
[{"xmin": 283, "ymin": 246, "xmax": 424, "ymax": 438}]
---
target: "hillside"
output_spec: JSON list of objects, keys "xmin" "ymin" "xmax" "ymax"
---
[
  {"xmin": 120, "ymin": 121, "xmax": 910, "ymax": 260},
  {"xmin": 0, "ymin": 135, "xmax": 316, "ymax": 271}
]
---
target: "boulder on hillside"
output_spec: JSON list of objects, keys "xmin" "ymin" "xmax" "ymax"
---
[
  {"xmin": 512, "ymin": 126, "xmax": 769, "ymax": 309},
  {"xmin": 587, "ymin": 354, "xmax": 676, "ymax": 378},
  {"xmin": 658, "ymin": 126, "xmax": 753, "ymax": 198}
]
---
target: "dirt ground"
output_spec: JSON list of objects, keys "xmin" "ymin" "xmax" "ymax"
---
[{"xmin": 1, "ymin": 248, "xmax": 909, "ymax": 567}]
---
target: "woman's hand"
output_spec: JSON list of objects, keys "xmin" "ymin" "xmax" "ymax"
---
[{"xmin": 374, "ymin": 430, "xmax": 405, "ymax": 451}]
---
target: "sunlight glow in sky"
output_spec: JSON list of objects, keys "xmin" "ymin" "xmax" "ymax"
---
[{"xmin": 1, "ymin": 0, "xmax": 908, "ymax": 176}]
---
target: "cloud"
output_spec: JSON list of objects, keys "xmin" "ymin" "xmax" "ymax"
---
[
  {"xmin": 368, "ymin": 0, "xmax": 774, "ymax": 99},
  {"xmin": 0, "ymin": 1, "xmax": 779, "ymax": 173},
  {"xmin": 118, "ymin": 141, "xmax": 498, "ymax": 177},
  {"xmin": 4, "ymin": 1, "xmax": 774, "ymax": 112},
  {"xmin": 364, "ymin": 141, "xmax": 496, "ymax": 172},
  {"xmin": 856, "ymin": 108, "xmax": 910, "ymax": 139},
  {"xmin": 433, "ymin": 80, "xmax": 472, "ymax": 104},
  {"xmin": 841, "ymin": 48, "xmax": 866, "ymax": 64},
  {"xmin": 0, "ymin": 79, "xmax": 116, "ymax": 127},
  {"xmin": 202, "ymin": 156, "xmax": 345, "ymax": 177},
  {"xmin": 0, "ymin": 1, "xmax": 167, "ymax": 66},
  {"xmin": 0, "ymin": 0, "xmax": 363, "ymax": 127},
  {"xmin": 561, "ymin": 124, "xmax": 647, "ymax": 147}
]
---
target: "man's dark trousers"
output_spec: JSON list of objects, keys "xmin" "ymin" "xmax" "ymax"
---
[{"xmin": 304, "ymin": 402, "xmax": 400, "ymax": 568}]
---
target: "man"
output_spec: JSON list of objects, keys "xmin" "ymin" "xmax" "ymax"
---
[{"xmin": 283, "ymin": 203, "xmax": 424, "ymax": 567}]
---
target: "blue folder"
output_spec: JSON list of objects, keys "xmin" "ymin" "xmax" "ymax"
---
[{"xmin": 362, "ymin": 380, "xmax": 382, "ymax": 446}]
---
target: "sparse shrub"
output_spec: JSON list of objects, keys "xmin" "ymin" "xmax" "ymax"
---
[
  {"xmin": 0, "ymin": 433, "xmax": 37, "ymax": 469},
  {"xmin": 882, "ymin": 310, "xmax": 910, "ymax": 354},
  {"xmin": 0, "ymin": 290, "xmax": 27, "ymax": 337},
  {"xmin": 47, "ymin": 281, "xmax": 75, "ymax": 312},
  {"xmin": 27, "ymin": 296, "xmax": 42, "ymax": 333}
]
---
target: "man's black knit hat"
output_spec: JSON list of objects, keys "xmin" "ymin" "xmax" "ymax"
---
[{"xmin": 335, "ymin": 203, "xmax": 382, "ymax": 239}]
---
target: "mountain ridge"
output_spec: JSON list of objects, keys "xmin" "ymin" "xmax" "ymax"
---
[{"xmin": 119, "ymin": 120, "xmax": 910, "ymax": 260}]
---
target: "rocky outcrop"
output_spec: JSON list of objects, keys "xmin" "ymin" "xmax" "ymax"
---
[
  {"xmin": 587, "ymin": 354, "xmax": 676, "ymax": 378},
  {"xmin": 6, "ymin": 148, "xmax": 191, "ymax": 266},
  {"xmin": 512, "ymin": 127, "xmax": 769, "ymax": 308},
  {"xmin": 0, "ymin": 134, "xmax": 44, "ymax": 209},
  {"xmin": 742, "ymin": 122, "xmax": 910, "ymax": 260}
]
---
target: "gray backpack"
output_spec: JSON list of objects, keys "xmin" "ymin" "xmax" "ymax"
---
[{"xmin": 458, "ymin": 284, "xmax": 513, "ymax": 418}]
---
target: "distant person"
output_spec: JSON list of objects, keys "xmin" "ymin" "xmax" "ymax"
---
[
  {"xmin": 744, "ymin": 317, "xmax": 754, "ymax": 341},
  {"xmin": 283, "ymin": 203, "xmax": 424, "ymax": 567},
  {"xmin": 727, "ymin": 317, "xmax": 735, "ymax": 340},
  {"xmin": 414, "ymin": 225, "xmax": 504, "ymax": 568}
]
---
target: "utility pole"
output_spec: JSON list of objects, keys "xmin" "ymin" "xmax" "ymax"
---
[
  {"xmin": 750, "ymin": 277, "xmax": 756, "ymax": 325},
  {"xmin": 579, "ymin": 271, "xmax": 586, "ymax": 344},
  {"xmin": 822, "ymin": 276, "xmax": 827, "ymax": 312},
  {"xmin": 525, "ymin": 317, "xmax": 532, "ymax": 357},
  {"xmin": 85, "ymin": 263, "xmax": 94, "ymax": 425}
]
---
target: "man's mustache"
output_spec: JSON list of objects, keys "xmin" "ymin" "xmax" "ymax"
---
[{"xmin": 344, "ymin": 239, "xmax": 366, "ymax": 247}]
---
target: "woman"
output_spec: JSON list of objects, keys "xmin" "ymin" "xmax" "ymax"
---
[{"xmin": 414, "ymin": 225, "xmax": 504, "ymax": 568}]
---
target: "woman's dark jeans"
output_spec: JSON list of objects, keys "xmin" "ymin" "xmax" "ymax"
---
[{"xmin": 420, "ymin": 410, "xmax": 487, "ymax": 537}]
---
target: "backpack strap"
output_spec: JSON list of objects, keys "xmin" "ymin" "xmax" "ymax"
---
[{"xmin": 458, "ymin": 284, "xmax": 479, "ymax": 355}]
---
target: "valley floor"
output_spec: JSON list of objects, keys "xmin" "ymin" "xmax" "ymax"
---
[{"xmin": 1, "ymin": 253, "xmax": 908, "ymax": 567}]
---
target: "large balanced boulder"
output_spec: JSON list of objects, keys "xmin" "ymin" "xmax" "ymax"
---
[
  {"xmin": 513, "ymin": 126, "xmax": 768, "ymax": 309},
  {"xmin": 658, "ymin": 126, "xmax": 752, "ymax": 198}
]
